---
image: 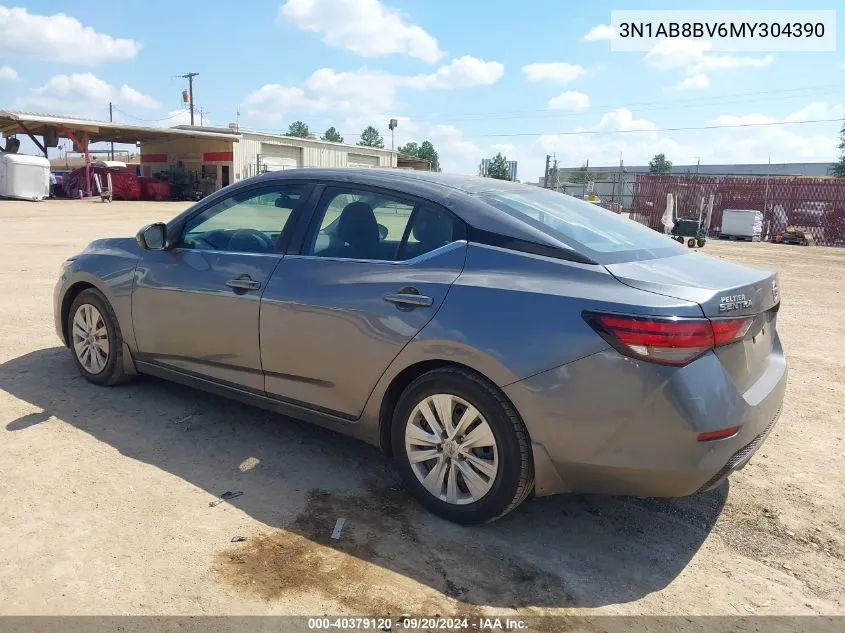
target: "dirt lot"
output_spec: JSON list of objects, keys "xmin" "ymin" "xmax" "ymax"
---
[{"xmin": 0, "ymin": 199, "xmax": 843, "ymax": 617}]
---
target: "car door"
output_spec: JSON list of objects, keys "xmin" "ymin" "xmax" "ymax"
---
[
  {"xmin": 132, "ymin": 182, "xmax": 310, "ymax": 391},
  {"xmin": 260, "ymin": 185, "xmax": 468, "ymax": 418}
]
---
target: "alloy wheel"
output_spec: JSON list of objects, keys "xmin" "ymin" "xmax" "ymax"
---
[
  {"xmin": 71, "ymin": 304, "xmax": 110, "ymax": 374},
  {"xmin": 404, "ymin": 393, "xmax": 499, "ymax": 505}
]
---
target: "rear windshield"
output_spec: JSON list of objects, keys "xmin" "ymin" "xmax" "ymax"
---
[{"xmin": 476, "ymin": 189, "xmax": 685, "ymax": 264}]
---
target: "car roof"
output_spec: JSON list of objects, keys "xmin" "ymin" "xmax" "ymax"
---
[{"xmin": 253, "ymin": 167, "xmax": 530, "ymax": 196}]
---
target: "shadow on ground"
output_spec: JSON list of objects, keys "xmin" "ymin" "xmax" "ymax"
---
[{"xmin": 1, "ymin": 347, "xmax": 728, "ymax": 612}]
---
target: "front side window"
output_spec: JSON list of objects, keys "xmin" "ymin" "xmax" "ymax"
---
[
  {"xmin": 477, "ymin": 188, "xmax": 685, "ymax": 264},
  {"xmin": 303, "ymin": 188, "xmax": 463, "ymax": 261},
  {"xmin": 178, "ymin": 184, "xmax": 305, "ymax": 254}
]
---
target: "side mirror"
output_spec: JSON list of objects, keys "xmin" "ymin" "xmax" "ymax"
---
[{"xmin": 136, "ymin": 223, "xmax": 167, "ymax": 250}]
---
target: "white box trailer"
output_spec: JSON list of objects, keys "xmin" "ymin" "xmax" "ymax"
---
[
  {"xmin": 0, "ymin": 153, "xmax": 51, "ymax": 201},
  {"xmin": 720, "ymin": 209, "xmax": 763, "ymax": 240}
]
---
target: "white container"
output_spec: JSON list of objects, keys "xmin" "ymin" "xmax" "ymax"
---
[
  {"xmin": 721, "ymin": 209, "xmax": 763, "ymax": 238},
  {"xmin": 0, "ymin": 153, "xmax": 51, "ymax": 201}
]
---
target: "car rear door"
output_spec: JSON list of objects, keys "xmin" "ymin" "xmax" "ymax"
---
[
  {"xmin": 259, "ymin": 184, "xmax": 467, "ymax": 418},
  {"xmin": 131, "ymin": 182, "xmax": 311, "ymax": 391}
]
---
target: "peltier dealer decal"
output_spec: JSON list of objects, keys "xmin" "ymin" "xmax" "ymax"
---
[{"xmin": 719, "ymin": 293, "xmax": 753, "ymax": 312}]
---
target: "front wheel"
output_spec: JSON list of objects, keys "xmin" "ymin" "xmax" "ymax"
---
[
  {"xmin": 392, "ymin": 367, "xmax": 534, "ymax": 524},
  {"xmin": 67, "ymin": 288, "xmax": 131, "ymax": 386},
  {"xmin": 697, "ymin": 238, "xmax": 706, "ymax": 247}
]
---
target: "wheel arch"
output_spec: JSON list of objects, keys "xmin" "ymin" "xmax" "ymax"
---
[
  {"xmin": 59, "ymin": 281, "xmax": 98, "ymax": 346},
  {"xmin": 377, "ymin": 359, "xmax": 526, "ymax": 458}
]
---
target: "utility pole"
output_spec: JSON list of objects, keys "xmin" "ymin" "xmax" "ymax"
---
[
  {"xmin": 552, "ymin": 156, "xmax": 559, "ymax": 191},
  {"xmin": 614, "ymin": 154, "xmax": 623, "ymax": 209},
  {"xmin": 108, "ymin": 102, "xmax": 114, "ymax": 160},
  {"xmin": 543, "ymin": 154, "xmax": 551, "ymax": 188},
  {"xmin": 695, "ymin": 156, "xmax": 700, "ymax": 176},
  {"xmin": 197, "ymin": 106, "xmax": 209, "ymax": 126},
  {"xmin": 181, "ymin": 72, "xmax": 200, "ymax": 125}
]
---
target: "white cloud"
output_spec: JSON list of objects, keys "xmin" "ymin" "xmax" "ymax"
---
[
  {"xmin": 241, "ymin": 84, "xmax": 329, "ymax": 121},
  {"xmin": 583, "ymin": 24, "xmax": 614, "ymax": 41},
  {"xmin": 597, "ymin": 108, "xmax": 658, "ymax": 132},
  {"xmin": 117, "ymin": 85, "xmax": 160, "ymax": 109},
  {"xmin": 0, "ymin": 5, "xmax": 140, "ymax": 65},
  {"xmin": 671, "ymin": 74, "xmax": 710, "ymax": 91},
  {"xmin": 695, "ymin": 54, "xmax": 774, "ymax": 73},
  {"xmin": 699, "ymin": 103, "xmax": 843, "ymax": 163},
  {"xmin": 711, "ymin": 101, "xmax": 844, "ymax": 127},
  {"xmin": 645, "ymin": 38, "xmax": 774, "ymax": 75},
  {"xmin": 279, "ymin": 0, "xmax": 442, "ymax": 63},
  {"xmin": 531, "ymin": 100, "xmax": 842, "ymax": 179},
  {"xmin": 242, "ymin": 56, "xmax": 503, "ymax": 121},
  {"xmin": 404, "ymin": 56, "xmax": 503, "ymax": 89},
  {"xmin": 522, "ymin": 62, "xmax": 587, "ymax": 84},
  {"xmin": 644, "ymin": 38, "xmax": 710, "ymax": 71},
  {"xmin": 0, "ymin": 64, "xmax": 17, "ymax": 81},
  {"xmin": 548, "ymin": 91, "xmax": 590, "ymax": 111},
  {"xmin": 21, "ymin": 73, "xmax": 159, "ymax": 115}
]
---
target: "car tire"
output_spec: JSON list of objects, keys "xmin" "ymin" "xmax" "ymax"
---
[
  {"xmin": 67, "ymin": 288, "xmax": 131, "ymax": 386},
  {"xmin": 391, "ymin": 367, "xmax": 534, "ymax": 524}
]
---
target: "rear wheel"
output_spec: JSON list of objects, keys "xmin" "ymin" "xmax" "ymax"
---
[
  {"xmin": 392, "ymin": 367, "xmax": 533, "ymax": 524},
  {"xmin": 697, "ymin": 238, "xmax": 706, "ymax": 247},
  {"xmin": 687, "ymin": 238, "xmax": 696, "ymax": 248},
  {"xmin": 67, "ymin": 288, "xmax": 131, "ymax": 386}
]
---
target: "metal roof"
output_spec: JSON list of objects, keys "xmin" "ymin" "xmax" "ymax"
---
[{"xmin": 0, "ymin": 110, "xmax": 240, "ymax": 144}]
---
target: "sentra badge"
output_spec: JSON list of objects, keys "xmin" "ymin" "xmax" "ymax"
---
[{"xmin": 719, "ymin": 293, "xmax": 753, "ymax": 312}]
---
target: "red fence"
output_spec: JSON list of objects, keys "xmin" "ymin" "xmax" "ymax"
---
[{"xmin": 629, "ymin": 175, "xmax": 845, "ymax": 247}]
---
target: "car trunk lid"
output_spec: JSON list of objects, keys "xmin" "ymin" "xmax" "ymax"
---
[{"xmin": 605, "ymin": 253, "xmax": 781, "ymax": 391}]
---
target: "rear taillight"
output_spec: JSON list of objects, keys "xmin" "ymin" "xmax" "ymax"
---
[{"xmin": 583, "ymin": 311, "xmax": 753, "ymax": 366}]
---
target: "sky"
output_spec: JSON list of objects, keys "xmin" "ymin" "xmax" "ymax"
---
[{"xmin": 1, "ymin": 0, "xmax": 844, "ymax": 181}]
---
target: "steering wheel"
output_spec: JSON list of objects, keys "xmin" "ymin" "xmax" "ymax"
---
[{"xmin": 229, "ymin": 228, "xmax": 275, "ymax": 252}]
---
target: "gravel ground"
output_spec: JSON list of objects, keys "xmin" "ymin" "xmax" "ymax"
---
[{"xmin": 0, "ymin": 199, "xmax": 842, "ymax": 617}]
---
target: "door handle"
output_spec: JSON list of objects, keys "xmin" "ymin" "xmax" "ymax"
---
[
  {"xmin": 383, "ymin": 292, "xmax": 433, "ymax": 308},
  {"xmin": 226, "ymin": 276, "xmax": 261, "ymax": 291}
]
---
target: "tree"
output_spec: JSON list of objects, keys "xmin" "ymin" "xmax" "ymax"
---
[
  {"xmin": 487, "ymin": 153, "xmax": 511, "ymax": 180},
  {"xmin": 832, "ymin": 118, "xmax": 845, "ymax": 177},
  {"xmin": 358, "ymin": 126, "xmax": 384, "ymax": 148},
  {"xmin": 322, "ymin": 126, "xmax": 343, "ymax": 143},
  {"xmin": 568, "ymin": 164, "xmax": 589, "ymax": 184},
  {"xmin": 649, "ymin": 153, "xmax": 673, "ymax": 174},
  {"xmin": 398, "ymin": 141, "xmax": 419, "ymax": 156},
  {"xmin": 287, "ymin": 121, "xmax": 310, "ymax": 138},
  {"xmin": 418, "ymin": 141, "xmax": 439, "ymax": 171}
]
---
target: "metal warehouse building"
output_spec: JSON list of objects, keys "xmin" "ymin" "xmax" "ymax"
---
[
  {"xmin": 141, "ymin": 125, "xmax": 398, "ymax": 187},
  {"xmin": 1, "ymin": 111, "xmax": 400, "ymax": 195}
]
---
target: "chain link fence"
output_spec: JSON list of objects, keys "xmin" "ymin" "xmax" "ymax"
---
[{"xmin": 628, "ymin": 175, "xmax": 845, "ymax": 247}]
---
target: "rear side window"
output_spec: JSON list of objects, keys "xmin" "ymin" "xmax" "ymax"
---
[
  {"xmin": 477, "ymin": 189, "xmax": 684, "ymax": 264},
  {"xmin": 303, "ymin": 187, "xmax": 464, "ymax": 261}
]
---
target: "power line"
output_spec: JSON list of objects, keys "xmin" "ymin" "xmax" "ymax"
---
[
  {"xmin": 433, "ymin": 82, "xmax": 845, "ymax": 121},
  {"xmin": 473, "ymin": 117, "xmax": 844, "ymax": 138},
  {"xmin": 449, "ymin": 89, "xmax": 845, "ymax": 123}
]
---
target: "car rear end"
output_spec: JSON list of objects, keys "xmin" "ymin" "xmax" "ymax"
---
[
  {"xmin": 476, "ymin": 187, "xmax": 787, "ymax": 497},
  {"xmin": 597, "ymin": 255, "xmax": 786, "ymax": 493}
]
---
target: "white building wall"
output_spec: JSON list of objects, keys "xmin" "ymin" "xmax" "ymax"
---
[{"xmin": 232, "ymin": 131, "xmax": 396, "ymax": 181}]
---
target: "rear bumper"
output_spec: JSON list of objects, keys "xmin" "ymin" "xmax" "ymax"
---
[{"xmin": 507, "ymin": 339, "xmax": 787, "ymax": 498}]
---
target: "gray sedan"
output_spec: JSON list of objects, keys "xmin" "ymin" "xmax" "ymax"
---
[{"xmin": 54, "ymin": 169, "xmax": 787, "ymax": 523}]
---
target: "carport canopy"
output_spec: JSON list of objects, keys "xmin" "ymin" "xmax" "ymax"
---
[{"xmin": 0, "ymin": 110, "xmax": 239, "ymax": 195}]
